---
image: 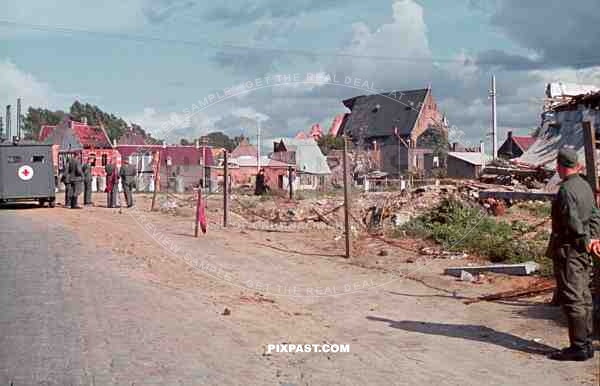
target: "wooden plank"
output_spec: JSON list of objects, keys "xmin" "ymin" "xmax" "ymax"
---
[{"xmin": 445, "ymin": 261, "xmax": 540, "ymax": 277}]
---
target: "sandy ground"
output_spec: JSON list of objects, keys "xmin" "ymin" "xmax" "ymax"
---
[{"xmin": 5, "ymin": 191, "xmax": 599, "ymax": 385}]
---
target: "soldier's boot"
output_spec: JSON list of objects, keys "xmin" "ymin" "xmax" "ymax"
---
[{"xmin": 549, "ymin": 346, "xmax": 590, "ymax": 361}]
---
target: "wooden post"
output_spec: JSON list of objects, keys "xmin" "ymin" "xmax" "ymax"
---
[
  {"xmin": 223, "ymin": 150, "xmax": 229, "ymax": 228},
  {"xmin": 342, "ymin": 136, "xmax": 351, "ymax": 258},
  {"xmin": 582, "ymin": 121, "xmax": 599, "ymax": 201},
  {"xmin": 288, "ymin": 165, "xmax": 293, "ymax": 200},
  {"xmin": 194, "ymin": 188, "xmax": 201, "ymax": 238},
  {"xmin": 150, "ymin": 151, "xmax": 160, "ymax": 211}
]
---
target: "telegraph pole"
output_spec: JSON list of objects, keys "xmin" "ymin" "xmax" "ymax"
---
[
  {"xmin": 490, "ymin": 74, "xmax": 498, "ymax": 160},
  {"xmin": 257, "ymin": 117, "xmax": 261, "ymax": 173},
  {"xmin": 223, "ymin": 150, "xmax": 229, "ymax": 227},
  {"xmin": 342, "ymin": 136, "xmax": 351, "ymax": 259}
]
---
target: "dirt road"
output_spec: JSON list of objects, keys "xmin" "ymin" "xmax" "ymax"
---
[{"xmin": 0, "ymin": 199, "xmax": 598, "ymax": 385}]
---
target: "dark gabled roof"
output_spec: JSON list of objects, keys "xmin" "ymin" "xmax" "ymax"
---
[{"xmin": 340, "ymin": 89, "xmax": 429, "ymax": 138}]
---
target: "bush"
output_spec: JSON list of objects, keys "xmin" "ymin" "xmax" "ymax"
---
[{"xmin": 400, "ymin": 197, "xmax": 551, "ymax": 274}]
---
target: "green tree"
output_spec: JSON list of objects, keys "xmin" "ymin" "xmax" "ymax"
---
[
  {"xmin": 317, "ymin": 134, "xmax": 345, "ymax": 155},
  {"xmin": 22, "ymin": 107, "xmax": 65, "ymax": 139}
]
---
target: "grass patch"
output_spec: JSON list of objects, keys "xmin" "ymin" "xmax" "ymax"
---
[
  {"xmin": 399, "ymin": 197, "xmax": 552, "ymax": 275},
  {"xmin": 515, "ymin": 201, "xmax": 552, "ymax": 218}
]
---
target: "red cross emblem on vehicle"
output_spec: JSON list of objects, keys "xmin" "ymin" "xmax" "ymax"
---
[{"xmin": 18, "ymin": 165, "xmax": 34, "ymax": 181}]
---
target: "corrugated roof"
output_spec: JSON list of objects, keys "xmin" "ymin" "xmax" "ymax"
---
[
  {"xmin": 340, "ymin": 89, "xmax": 429, "ymax": 138},
  {"xmin": 448, "ymin": 151, "xmax": 489, "ymax": 166},
  {"xmin": 233, "ymin": 155, "xmax": 290, "ymax": 168}
]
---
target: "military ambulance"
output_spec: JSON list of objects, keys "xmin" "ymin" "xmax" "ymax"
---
[{"xmin": 0, "ymin": 140, "xmax": 56, "ymax": 207}]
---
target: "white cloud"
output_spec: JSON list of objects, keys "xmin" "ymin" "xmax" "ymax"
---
[
  {"xmin": 0, "ymin": 60, "xmax": 53, "ymax": 111},
  {"xmin": 5, "ymin": 1, "xmax": 145, "ymax": 33}
]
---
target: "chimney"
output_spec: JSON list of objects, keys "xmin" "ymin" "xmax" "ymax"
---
[
  {"xmin": 452, "ymin": 142, "xmax": 458, "ymax": 151},
  {"xmin": 480, "ymin": 141, "xmax": 485, "ymax": 154},
  {"xmin": 16, "ymin": 98, "xmax": 21, "ymax": 139},
  {"xmin": 6, "ymin": 105, "xmax": 11, "ymax": 140},
  {"xmin": 507, "ymin": 130, "xmax": 513, "ymax": 139}
]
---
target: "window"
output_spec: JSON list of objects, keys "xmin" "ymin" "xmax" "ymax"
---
[
  {"xmin": 88, "ymin": 153, "xmax": 96, "ymax": 167},
  {"xmin": 101, "ymin": 154, "xmax": 108, "ymax": 166},
  {"xmin": 300, "ymin": 174, "xmax": 313, "ymax": 185},
  {"xmin": 7, "ymin": 155, "xmax": 22, "ymax": 163},
  {"xmin": 32, "ymin": 155, "xmax": 45, "ymax": 163}
]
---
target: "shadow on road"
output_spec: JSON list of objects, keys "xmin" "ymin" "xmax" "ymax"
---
[
  {"xmin": 366, "ymin": 316, "xmax": 556, "ymax": 355},
  {"xmin": 0, "ymin": 203, "xmax": 44, "ymax": 210}
]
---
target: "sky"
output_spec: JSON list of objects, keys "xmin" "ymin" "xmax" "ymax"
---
[{"xmin": 2, "ymin": 0, "xmax": 600, "ymax": 145}]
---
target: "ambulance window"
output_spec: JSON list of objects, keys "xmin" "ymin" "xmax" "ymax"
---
[
  {"xmin": 8, "ymin": 156, "xmax": 22, "ymax": 163},
  {"xmin": 32, "ymin": 155, "xmax": 45, "ymax": 163},
  {"xmin": 101, "ymin": 154, "xmax": 108, "ymax": 166}
]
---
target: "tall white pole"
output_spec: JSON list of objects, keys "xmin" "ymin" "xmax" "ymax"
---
[
  {"xmin": 491, "ymin": 74, "xmax": 497, "ymax": 160},
  {"xmin": 257, "ymin": 117, "xmax": 261, "ymax": 173}
]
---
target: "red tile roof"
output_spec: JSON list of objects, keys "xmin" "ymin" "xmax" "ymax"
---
[
  {"xmin": 230, "ymin": 138, "xmax": 258, "ymax": 158},
  {"xmin": 71, "ymin": 122, "xmax": 112, "ymax": 148},
  {"xmin": 512, "ymin": 135, "xmax": 536, "ymax": 152},
  {"xmin": 39, "ymin": 121, "xmax": 112, "ymax": 148}
]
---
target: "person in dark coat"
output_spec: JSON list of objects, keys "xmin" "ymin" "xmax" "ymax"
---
[
  {"xmin": 119, "ymin": 158, "xmax": 137, "ymax": 208},
  {"xmin": 66, "ymin": 157, "xmax": 84, "ymax": 209},
  {"xmin": 254, "ymin": 168, "xmax": 268, "ymax": 195},
  {"xmin": 547, "ymin": 146, "xmax": 600, "ymax": 361},
  {"xmin": 105, "ymin": 162, "xmax": 118, "ymax": 208},
  {"xmin": 82, "ymin": 163, "xmax": 93, "ymax": 206}
]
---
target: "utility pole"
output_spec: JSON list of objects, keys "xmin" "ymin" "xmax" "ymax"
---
[
  {"xmin": 223, "ymin": 150, "xmax": 229, "ymax": 228},
  {"xmin": 6, "ymin": 105, "xmax": 11, "ymax": 140},
  {"xmin": 0, "ymin": 115, "xmax": 3, "ymax": 138},
  {"xmin": 257, "ymin": 117, "xmax": 261, "ymax": 173},
  {"xmin": 288, "ymin": 165, "xmax": 293, "ymax": 200},
  {"xmin": 342, "ymin": 136, "xmax": 351, "ymax": 259},
  {"xmin": 16, "ymin": 97, "xmax": 21, "ymax": 140},
  {"xmin": 490, "ymin": 74, "xmax": 498, "ymax": 160}
]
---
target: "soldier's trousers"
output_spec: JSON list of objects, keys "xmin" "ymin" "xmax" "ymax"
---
[
  {"xmin": 123, "ymin": 182, "xmax": 134, "ymax": 207},
  {"xmin": 554, "ymin": 251, "xmax": 593, "ymax": 349},
  {"xmin": 107, "ymin": 190, "xmax": 117, "ymax": 208},
  {"xmin": 84, "ymin": 180, "xmax": 92, "ymax": 205},
  {"xmin": 68, "ymin": 182, "xmax": 82, "ymax": 208},
  {"xmin": 64, "ymin": 184, "xmax": 71, "ymax": 207}
]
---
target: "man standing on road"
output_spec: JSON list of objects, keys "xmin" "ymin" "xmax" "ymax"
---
[
  {"xmin": 82, "ymin": 162, "xmax": 93, "ymax": 206},
  {"xmin": 66, "ymin": 157, "xmax": 84, "ymax": 209},
  {"xmin": 547, "ymin": 146, "xmax": 599, "ymax": 361},
  {"xmin": 105, "ymin": 160, "xmax": 118, "ymax": 208},
  {"xmin": 119, "ymin": 158, "xmax": 137, "ymax": 208}
]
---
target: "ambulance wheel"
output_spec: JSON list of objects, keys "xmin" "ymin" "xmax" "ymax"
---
[
  {"xmin": 39, "ymin": 199, "xmax": 46, "ymax": 207},
  {"xmin": 48, "ymin": 199, "xmax": 56, "ymax": 208}
]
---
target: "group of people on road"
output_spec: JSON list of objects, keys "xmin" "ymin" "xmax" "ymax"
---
[{"xmin": 60, "ymin": 156, "xmax": 137, "ymax": 209}]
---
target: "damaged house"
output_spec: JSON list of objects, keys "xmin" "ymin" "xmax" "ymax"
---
[
  {"xmin": 516, "ymin": 86, "xmax": 600, "ymax": 189},
  {"xmin": 338, "ymin": 86, "xmax": 448, "ymax": 176}
]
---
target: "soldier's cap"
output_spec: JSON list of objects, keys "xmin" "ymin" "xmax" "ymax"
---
[{"xmin": 557, "ymin": 146, "xmax": 578, "ymax": 168}]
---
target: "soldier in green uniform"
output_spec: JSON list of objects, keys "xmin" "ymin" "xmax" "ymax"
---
[
  {"xmin": 82, "ymin": 163, "xmax": 93, "ymax": 206},
  {"xmin": 547, "ymin": 147, "xmax": 598, "ymax": 361},
  {"xmin": 66, "ymin": 157, "xmax": 84, "ymax": 209},
  {"xmin": 119, "ymin": 158, "xmax": 137, "ymax": 208}
]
